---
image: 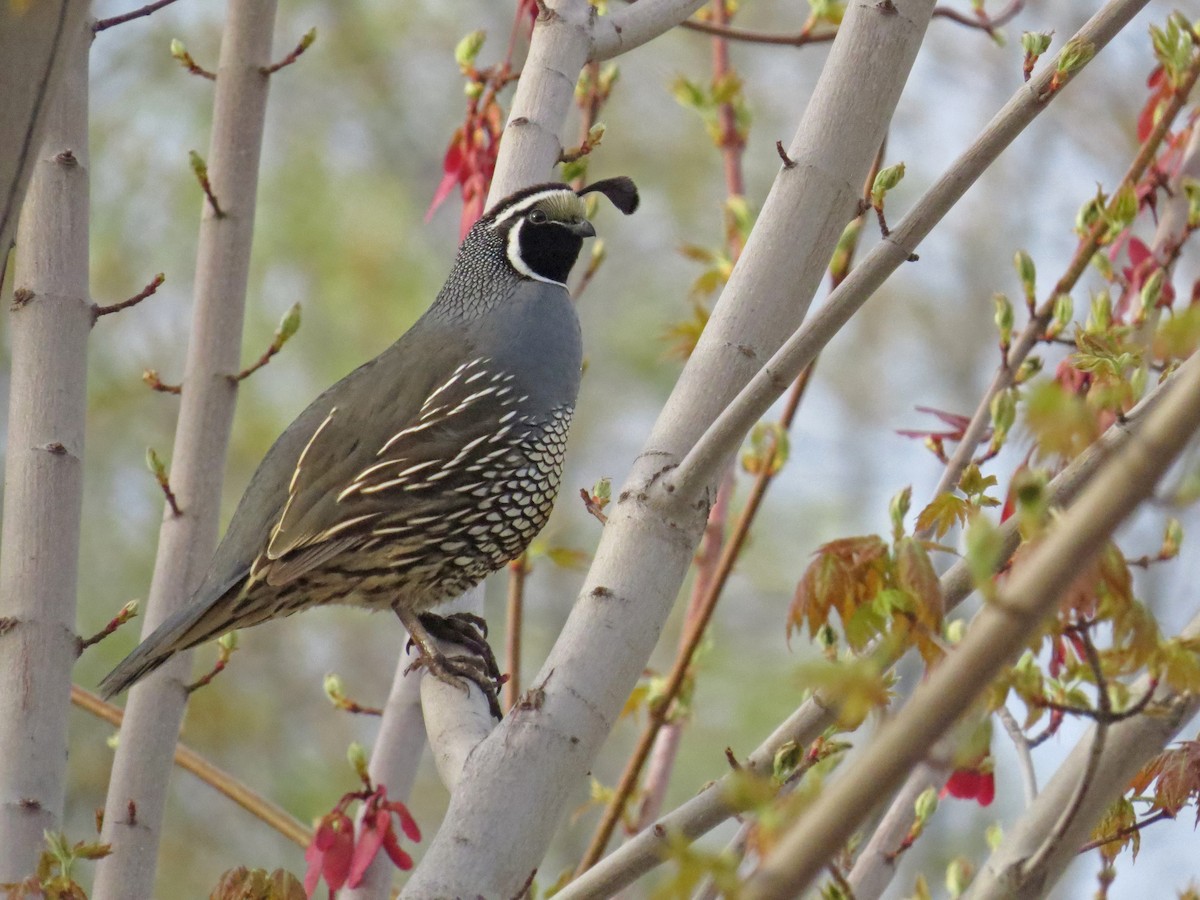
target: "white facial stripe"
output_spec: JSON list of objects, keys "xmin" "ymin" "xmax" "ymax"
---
[
  {"xmin": 506, "ymin": 218, "xmax": 565, "ymax": 286},
  {"xmin": 488, "ymin": 189, "xmax": 576, "ymax": 230}
]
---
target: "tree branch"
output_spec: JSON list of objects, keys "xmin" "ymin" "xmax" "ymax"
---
[
  {"xmin": 0, "ymin": 14, "xmax": 92, "ymax": 881},
  {"xmin": 93, "ymin": 0, "xmax": 183, "ymax": 33},
  {"xmin": 93, "ymin": 3, "xmax": 279, "ymax": 897},
  {"xmin": 70, "ymin": 686, "xmax": 311, "ymax": 849},
  {"xmin": 965, "ymin": 612, "xmax": 1200, "ymax": 899},
  {"xmin": 591, "ymin": 0, "xmax": 709, "ymax": 62},
  {"xmin": 561, "ymin": 352, "xmax": 1182, "ymax": 896},
  {"xmin": 0, "ymin": 0, "xmax": 89, "ymax": 261},
  {"xmin": 741, "ymin": 310, "xmax": 1200, "ymax": 898},
  {"xmin": 668, "ymin": 0, "xmax": 1154, "ymax": 499}
]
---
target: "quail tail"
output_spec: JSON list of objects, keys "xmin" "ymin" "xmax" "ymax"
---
[{"xmin": 98, "ymin": 582, "xmax": 244, "ymax": 699}]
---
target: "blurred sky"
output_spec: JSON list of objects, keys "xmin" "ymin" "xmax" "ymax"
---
[{"xmin": 2, "ymin": 0, "xmax": 1198, "ymax": 896}]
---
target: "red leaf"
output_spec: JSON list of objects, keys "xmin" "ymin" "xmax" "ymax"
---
[
  {"xmin": 389, "ymin": 801, "xmax": 422, "ymax": 842},
  {"xmin": 305, "ymin": 812, "xmax": 354, "ymax": 897},
  {"xmin": 348, "ymin": 809, "xmax": 390, "ymax": 888},
  {"xmin": 382, "ymin": 826, "xmax": 415, "ymax": 871},
  {"xmin": 426, "ymin": 137, "xmax": 465, "ymax": 222},
  {"xmin": 943, "ymin": 767, "xmax": 995, "ymax": 806}
]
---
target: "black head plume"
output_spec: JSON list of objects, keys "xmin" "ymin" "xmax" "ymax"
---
[{"xmin": 577, "ymin": 177, "xmax": 639, "ymax": 216}]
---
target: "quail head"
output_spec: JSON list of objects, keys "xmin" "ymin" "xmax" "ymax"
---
[{"xmin": 100, "ymin": 177, "xmax": 640, "ymax": 717}]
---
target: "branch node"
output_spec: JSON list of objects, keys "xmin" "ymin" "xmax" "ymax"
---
[
  {"xmin": 775, "ymin": 140, "xmax": 797, "ymax": 168},
  {"xmin": 95, "ymin": 273, "xmax": 165, "ymax": 319},
  {"xmin": 11, "ymin": 287, "xmax": 35, "ymax": 310}
]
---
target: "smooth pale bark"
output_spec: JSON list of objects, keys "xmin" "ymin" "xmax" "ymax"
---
[
  {"xmin": 0, "ymin": 0, "xmax": 90, "ymax": 260},
  {"xmin": 0, "ymin": 15, "xmax": 92, "ymax": 882},
  {"xmin": 401, "ymin": 1, "xmax": 935, "ymax": 894},
  {"xmin": 743, "ymin": 345, "xmax": 1200, "ymax": 897},
  {"xmin": 965, "ymin": 613, "xmax": 1200, "ymax": 900},
  {"xmin": 93, "ymin": 3, "xmax": 278, "ymax": 898}
]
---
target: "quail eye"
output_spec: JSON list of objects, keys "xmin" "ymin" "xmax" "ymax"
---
[{"xmin": 527, "ymin": 209, "xmax": 548, "ymax": 224}]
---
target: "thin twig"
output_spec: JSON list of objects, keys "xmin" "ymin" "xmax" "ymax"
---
[
  {"xmin": 997, "ymin": 705, "xmax": 1038, "ymax": 806},
  {"xmin": 94, "ymin": 273, "xmax": 164, "ymax": 319},
  {"xmin": 1020, "ymin": 629, "xmax": 1110, "ymax": 879},
  {"xmin": 260, "ymin": 27, "xmax": 316, "ymax": 75},
  {"xmin": 77, "ymin": 602, "xmax": 138, "ymax": 655},
  {"xmin": 929, "ymin": 47, "xmax": 1200, "ymax": 500},
  {"xmin": 93, "ymin": 0, "xmax": 182, "ymax": 33},
  {"xmin": 142, "ymin": 369, "xmax": 182, "ymax": 394},
  {"xmin": 504, "ymin": 555, "xmax": 527, "ymax": 713},
  {"xmin": 71, "ymin": 686, "xmax": 312, "ymax": 848},
  {"xmin": 672, "ymin": 0, "xmax": 1022, "ymax": 46},
  {"xmin": 189, "ymin": 150, "xmax": 224, "ymax": 216},
  {"xmin": 1077, "ymin": 809, "xmax": 1175, "ymax": 854}
]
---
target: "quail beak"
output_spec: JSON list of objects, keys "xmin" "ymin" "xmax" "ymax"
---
[{"xmin": 566, "ymin": 218, "xmax": 596, "ymax": 238}]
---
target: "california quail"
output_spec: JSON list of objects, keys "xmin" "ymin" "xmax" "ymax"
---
[{"xmin": 100, "ymin": 178, "xmax": 639, "ymax": 717}]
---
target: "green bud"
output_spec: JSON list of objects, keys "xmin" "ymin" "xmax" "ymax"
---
[
  {"xmin": 464, "ymin": 80, "xmax": 484, "ymax": 99},
  {"xmin": 1163, "ymin": 517, "xmax": 1183, "ymax": 558},
  {"xmin": 890, "ymin": 485, "xmax": 912, "ymax": 540},
  {"xmin": 871, "ymin": 162, "xmax": 906, "ymax": 204},
  {"xmin": 1056, "ymin": 37, "xmax": 1096, "ymax": 75},
  {"xmin": 146, "ymin": 447, "xmax": 167, "ymax": 480},
  {"xmin": 914, "ymin": 786, "xmax": 939, "ymax": 824},
  {"xmin": 324, "ymin": 673, "xmax": 344, "ymax": 701},
  {"xmin": 1109, "ymin": 184, "xmax": 1137, "ymax": 232},
  {"xmin": 454, "ymin": 30, "xmax": 486, "ymax": 70},
  {"xmin": 946, "ymin": 618, "xmax": 966, "ymax": 644},
  {"xmin": 188, "ymin": 150, "xmax": 207, "ymax": 179},
  {"xmin": 170, "ymin": 38, "xmax": 187, "ymax": 60},
  {"xmin": 830, "ymin": 218, "xmax": 862, "ymax": 281},
  {"xmin": 1139, "ymin": 268, "xmax": 1165, "ymax": 319},
  {"xmin": 946, "ymin": 857, "xmax": 974, "ymax": 898},
  {"xmin": 986, "ymin": 822, "xmax": 1004, "ymax": 851},
  {"xmin": 299, "ymin": 27, "xmax": 318, "ymax": 51},
  {"xmin": 1045, "ymin": 292, "xmax": 1073, "ymax": 339},
  {"xmin": 993, "ymin": 293, "xmax": 1013, "ymax": 347},
  {"xmin": 347, "ymin": 741, "xmax": 369, "ymax": 780},
  {"xmin": 1075, "ymin": 193, "xmax": 1104, "ymax": 235},
  {"xmin": 586, "ymin": 122, "xmax": 606, "ymax": 146},
  {"xmin": 1021, "ymin": 31, "xmax": 1052, "ymax": 56},
  {"xmin": 989, "ymin": 387, "xmax": 1017, "ymax": 442},
  {"xmin": 773, "ymin": 740, "xmax": 802, "ymax": 781},
  {"xmin": 1014, "ymin": 250, "xmax": 1036, "ymax": 302},
  {"xmin": 217, "ymin": 631, "xmax": 238, "ymax": 651},
  {"xmin": 965, "ymin": 514, "xmax": 1003, "ymax": 597},
  {"xmin": 589, "ymin": 238, "xmax": 607, "ymax": 267},
  {"xmin": 1014, "ymin": 355, "xmax": 1042, "ymax": 383},
  {"xmin": 592, "ymin": 476, "xmax": 611, "ymax": 506},
  {"xmin": 1088, "ymin": 291, "xmax": 1112, "ymax": 332},
  {"xmin": 1183, "ymin": 177, "xmax": 1200, "ymax": 229},
  {"xmin": 277, "ymin": 302, "xmax": 302, "ymax": 342},
  {"xmin": 1131, "ymin": 365, "xmax": 1147, "ymax": 397}
]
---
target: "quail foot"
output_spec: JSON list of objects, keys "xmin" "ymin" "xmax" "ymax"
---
[{"xmin": 100, "ymin": 177, "xmax": 640, "ymax": 719}]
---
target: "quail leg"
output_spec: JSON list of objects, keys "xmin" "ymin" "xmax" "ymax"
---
[{"xmin": 396, "ymin": 608, "xmax": 504, "ymax": 719}]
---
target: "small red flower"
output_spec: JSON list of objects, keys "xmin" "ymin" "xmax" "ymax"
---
[
  {"xmin": 346, "ymin": 786, "xmax": 421, "ymax": 886},
  {"xmin": 304, "ymin": 810, "xmax": 354, "ymax": 896},
  {"xmin": 305, "ymin": 783, "xmax": 421, "ymax": 897},
  {"xmin": 943, "ymin": 759, "xmax": 996, "ymax": 807}
]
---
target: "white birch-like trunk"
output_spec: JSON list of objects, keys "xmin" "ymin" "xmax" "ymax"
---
[
  {"xmin": 0, "ymin": 13, "xmax": 92, "ymax": 882},
  {"xmin": 0, "ymin": 0, "xmax": 90, "ymax": 260},
  {"xmin": 93, "ymin": 3, "xmax": 278, "ymax": 897},
  {"xmin": 401, "ymin": 1, "xmax": 935, "ymax": 894}
]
